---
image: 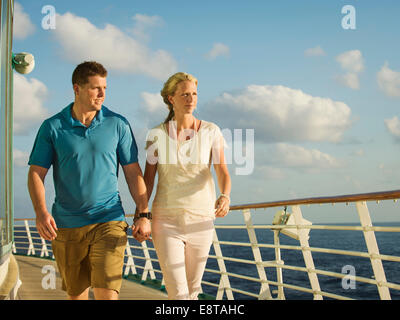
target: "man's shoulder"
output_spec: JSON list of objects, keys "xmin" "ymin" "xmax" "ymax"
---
[
  {"xmin": 40, "ymin": 107, "xmax": 66, "ymax": 130},
  {"xmin": 101, "ymin": 105, "xmax": 130, "ymax": 125}
]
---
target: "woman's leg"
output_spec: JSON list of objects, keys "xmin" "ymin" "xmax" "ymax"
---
[
  {"xmin": 152, "ymin": 217, "xmax": 190, "ymax": 300},
  {"xmin": 184, "ymin": 217, "xmax": 215, "ymax": 300}
]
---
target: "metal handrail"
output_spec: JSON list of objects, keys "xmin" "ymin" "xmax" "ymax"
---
[
  {"xmin": 228, "ymin": 189, "xmax": 400, "ymax": 210},
  {"xmin": 12, "ymin": 189, "xmax": 400, "ymax": 300}
]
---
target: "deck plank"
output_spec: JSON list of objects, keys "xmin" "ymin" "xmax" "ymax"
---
[{"xmin": 14, "ymin": 255, "xmax": 167, "ymax": 300}]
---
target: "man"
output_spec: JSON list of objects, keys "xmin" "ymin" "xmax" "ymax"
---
[{"xmin": 27, "ymin": 61, "xmax": 151, "ymax": 300}]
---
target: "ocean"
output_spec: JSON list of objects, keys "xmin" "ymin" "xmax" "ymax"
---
[
  {"xmin": 14, "ymin": 221, "xmax": 400, "ymax": 300},
  {"xmin": 206, "ymin": 223, "xmax": 400, "ymax": 300},
  {"xmin": 126, "ymin": 222, "xmax": 400, "ymax": 300}
]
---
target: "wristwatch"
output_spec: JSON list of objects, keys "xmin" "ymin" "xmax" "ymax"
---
[
  {"xmin": 137, "ymin": 212, "xmax": 152, "ymax": 220},
  {"xmin": 134, "ymin": 212, "xmax": 152, "ymax": 223}
]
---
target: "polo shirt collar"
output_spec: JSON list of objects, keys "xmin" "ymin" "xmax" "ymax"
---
[{"xmin": 62, "ymin": 103, "xmax": 105, "ymax": 128}]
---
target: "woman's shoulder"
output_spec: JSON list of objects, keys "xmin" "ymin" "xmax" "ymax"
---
[
  {"xmin": 147, "ymin": 123, "xmax": 166, "ymax": 133},
  {"xmin": 200, "ymin": 120, "xmax": 221, "ymax": 131}
]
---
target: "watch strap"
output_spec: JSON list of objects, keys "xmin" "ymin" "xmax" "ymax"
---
[{"xmin": 136, "ymin": 212, "xmax": 152, "ymax": 220}]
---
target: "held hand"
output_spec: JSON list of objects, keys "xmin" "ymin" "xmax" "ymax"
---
[
  {"xmin": 132, "ymin": 218, "xmax": 152, "ymax": 243},
  {"xmin": 36, "ymin": 211, "xmax": 58, "ymax": 241},
  {"xmin": 215, "ymin": 195, "xmax": 230, "ymax": 218}
]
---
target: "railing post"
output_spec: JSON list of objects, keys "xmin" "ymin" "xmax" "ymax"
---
[
  {"xmin": 40, "ymin": 237, "xmax": 49, "ymax": 258},
  {"xmin": 242, "ymin": 208, "xmax": 273, "ymax": 300},
  {"xmin": 24, "ymin": 220, "xmax": 35, "ymax": 256},
  {"xmin": 291, "ymin": 205, "xmax": 322, "ymax": 300},
  {"xmin": 356, "ymin": 201, "xmax": 391, "ymax": 300},
  {"xmin": 124, "ymin": 239, "xmax": 137, "ymax": 276},
  {"xmin": 273, "ymin": 230, "xmax": 285, "ymax": 300},
  {"xmin": 161, "ymin": 276, "xmax": 166, "ymax": 290},
  {"xmin": 212, "ymin": 229, "xmax": 234, "ymax": 300},
  {"xmin": 141, "ymin": 240, "xmax": 156, "ymax": 281}
]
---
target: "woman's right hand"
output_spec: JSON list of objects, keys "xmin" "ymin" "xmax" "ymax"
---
[{"xmin": 215, "ymin": 195, "xmax": 230, "ymax": 218}]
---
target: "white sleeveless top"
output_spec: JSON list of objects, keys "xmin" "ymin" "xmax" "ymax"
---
[{"xmin": 145, "ymin": 120, "xmax": 225, "ymax": 218}]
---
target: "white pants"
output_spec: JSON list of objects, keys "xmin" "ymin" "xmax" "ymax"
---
[{"xmin": 152, "ymin": 214, "xmax": 214, "ymax": 300}]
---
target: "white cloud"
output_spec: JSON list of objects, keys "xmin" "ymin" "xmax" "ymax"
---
[
  {"xmin": 384, "ymin": 116, "xmax": 400, "ymax": 141},
  {"xmin": 205, "ymin": 43, "xmax": 230, "ymax": 60},
  {"xmin": 345, "ymin": 175, "xmax": 362, "ymax": 189},
  {"xmin": 13, "ymin": 2, "xmax": 35, "ymax": 40},
  {"xmin": 13, "ymin": 74, "xmax": 49, "ymax": 135},
  {"xmin": 336, "ymin": 72, "xmax": 360, "ymax": 90},
  {"xmin": 336, "ymin": 50, "xmax": 364, "ymax": 73},
  {"xmin": 272, "ymin": 143, "xmax": 341, "ymax": 170},
  {"xmin": 257, "ymin": 166, "xmax": 286, "ymax": 180},
  {"xmin": 141, "ymin": 91, "xmax": 165, "ymax": 113},
  {"xmin": 53, "ymin": 12, "xmax": 177, "ymax": 80},
  {"xmin": 304, "ymin": 45, "xmax": 326, "ymax": 57},
  {"xmin": 335, "ymin": 50, "xmax": 364, "ymax": 90},
  {"xmin": 352, "ymin": 148, "xmax": 364, "ymax": 157},
  {"xmin": 13, "ymin": 149, "xmax": 29, "ymax": 167},
  {"xmin": 131, "ymin": 14, "xmax": 163, "ymax": 42},
  {"xmin": 377, "ymin": 62, "xmax": 400, "ymax": 97},
  {"xmin": 202, "ymin": 85, "xmax": 352, "ymax": 143}
]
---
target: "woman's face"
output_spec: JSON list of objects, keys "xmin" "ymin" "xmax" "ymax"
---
[{"xmin": 168, "ymin": 80, "xmax": 198, "ymax": 117}]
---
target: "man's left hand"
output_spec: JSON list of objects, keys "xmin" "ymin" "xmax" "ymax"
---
[{"xmin": 132, "ymin": 218, "xmax": 151, "ymax": 242}]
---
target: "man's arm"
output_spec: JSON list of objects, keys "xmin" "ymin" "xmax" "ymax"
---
[
  {"xmin": 122, "ymin": 162, "xmax": 151, "ymax": 242},
  {"xmin": 27, "ymin": 165, "xmax": 58, "ymax": 240}
]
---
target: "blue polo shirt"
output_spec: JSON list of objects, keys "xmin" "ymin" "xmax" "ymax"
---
[{"xmin": 28, "ymin": 103, "xmax": 138, "ymax": 228}]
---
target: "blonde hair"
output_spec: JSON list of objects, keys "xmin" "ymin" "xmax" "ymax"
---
[{"xmin": 160, "ymin": 72, "xmax": 198, "ymax": 123}]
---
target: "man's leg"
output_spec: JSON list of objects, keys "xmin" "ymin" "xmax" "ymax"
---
[
  {"xmin": 89, "ymin": 221, "xmax": 128, "ymax": 300},
  {"xmin": 68, "ymin": 287, "xmax": 90, "ymax": 300},
  {"xmin": 93, "ymin": 288, "xmax": 119, "ymax": 300},
  {"xmin": 52, "ymin": 226, "xmax": 92, "ymax": 299}
]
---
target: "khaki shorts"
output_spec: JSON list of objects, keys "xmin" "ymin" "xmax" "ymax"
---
[{"xmin": 52, "ymin": 220, "xmax": 128, "ymax": 296}]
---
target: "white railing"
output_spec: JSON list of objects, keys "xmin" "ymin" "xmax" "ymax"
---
[{"xmin": 13, "ymin": 189, "xmax": 400, "ymax": 300}]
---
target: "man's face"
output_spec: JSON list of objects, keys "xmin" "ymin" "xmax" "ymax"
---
[{"xmin": 74, "ymin": 75, "xmax": 107, "ymax": 111}]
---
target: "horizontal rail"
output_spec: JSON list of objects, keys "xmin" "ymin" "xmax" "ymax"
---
[
  {"xmin": 215, "ymin": 240, "xmax": 400, "ymax": 263},
  {"xmin": 215, "ymin": 224, "xmax": 400, "ymax": 232},
  {"xmin": 229, "ymin": 189, "xmax": 400, "ymax": 210},
  {"xmin": 12, "ymin": 189, "xmax": 400, "ymax": 300}
]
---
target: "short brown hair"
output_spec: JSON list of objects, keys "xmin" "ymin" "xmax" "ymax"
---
[{"xmin": 72, "ymin": 61, "xmax": 108, "ymax": 86}]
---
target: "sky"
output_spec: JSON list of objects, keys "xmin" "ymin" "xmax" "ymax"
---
[{"xmin": 11, "ymin": 0, "xmax": 400, "ymax": 224}]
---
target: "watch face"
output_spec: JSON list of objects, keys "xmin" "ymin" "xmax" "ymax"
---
[{"xmin": 139, "ymin": 212, "xmax": 152, "ymax": 219}]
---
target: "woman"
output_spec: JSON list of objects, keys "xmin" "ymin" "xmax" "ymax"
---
[{"xmin": 142, "ymin": 72, "xmax": 231, "ymax": 300}]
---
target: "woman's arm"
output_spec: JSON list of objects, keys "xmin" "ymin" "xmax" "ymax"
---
[
  {"xmin": 143, "ymin": 161, "xmax": 157, "ymax": 201},
  {"xmin": 213, "ymin": 139, "xmax": 231, "ymax": 218},
  {"xmin": 122, "ymin": 162, "xmax": 151, "ymax": 242}
]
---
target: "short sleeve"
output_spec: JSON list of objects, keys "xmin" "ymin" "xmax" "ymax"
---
[
  {"xmin": 145, "ymin": 128, "xmax": 160, "ymax": 165},
  {"xmin": 117, "ymin": 119, "xmax": 138, "ymax": 165},
  {"xmin": 28, "ymin": 121, "xmax": 55, "ymax": 169},
  {"xmin": 211, "ymin": 125, "xmax": 227, "ymax": 150},
  {"xmin": 211, "ymin": 124, "xmax": 228, "ymax": 165}
]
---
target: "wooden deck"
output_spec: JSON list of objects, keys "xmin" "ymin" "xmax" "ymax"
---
[{"xmin": 14, "ymin": 255, "xmax": 168, "ymax": 300}]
